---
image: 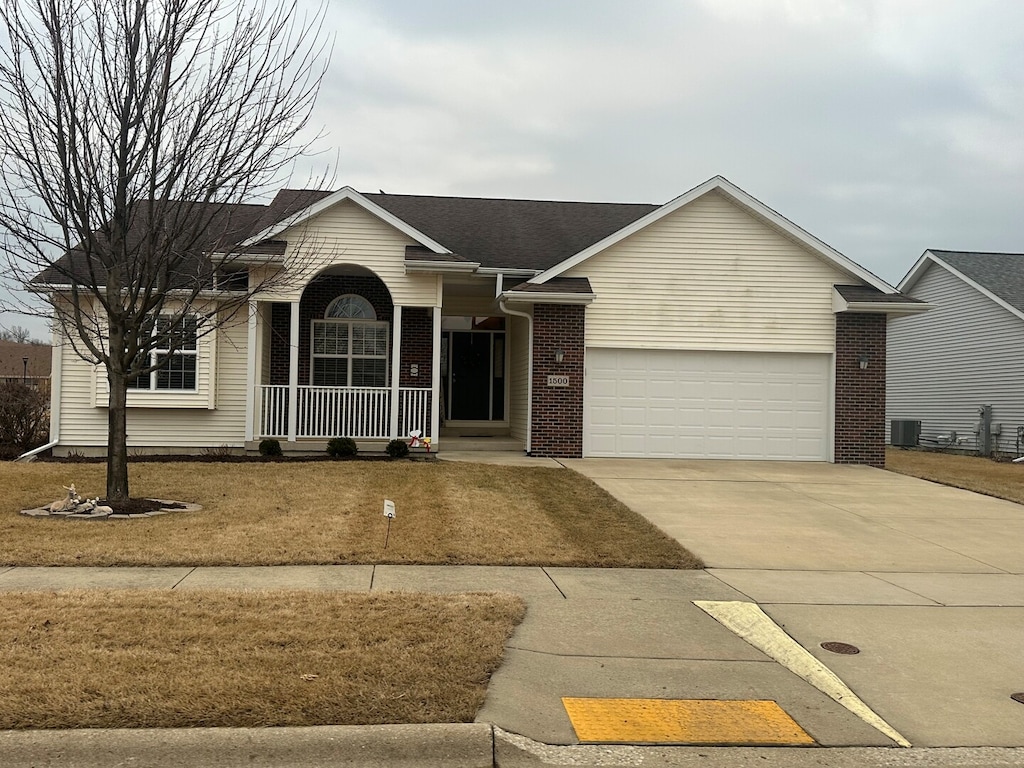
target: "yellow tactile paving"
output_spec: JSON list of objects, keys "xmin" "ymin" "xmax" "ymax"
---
[{"xmin": 562, "ymin": 697, "xmax": 816, "ymax": 745}]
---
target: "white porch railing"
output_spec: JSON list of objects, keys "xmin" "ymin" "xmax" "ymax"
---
[{"xmin": 258, "ymin": 385, "xmax": 431, "ymax": 440}]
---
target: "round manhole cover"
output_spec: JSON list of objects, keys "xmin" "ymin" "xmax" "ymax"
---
[
  {"xmin": 821, "ymin": 641, "xmax": 860, "ymax": 655},
  {"xmin": 1011, "ymin": 693, "xmax": 1024, "ymax": 705}
]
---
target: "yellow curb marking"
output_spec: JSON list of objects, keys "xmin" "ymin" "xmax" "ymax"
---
[{"xmin": 561, "ymin": 697, "xmax": 815, "ymax": 745}]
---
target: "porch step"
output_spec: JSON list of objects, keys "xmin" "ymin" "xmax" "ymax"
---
[{"xmin": 438, "ymin": 436, "xmax": 524, "ymax": 453}]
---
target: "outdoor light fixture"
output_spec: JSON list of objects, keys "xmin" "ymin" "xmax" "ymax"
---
[
  {"xmin": 554, "ymin": 348, "xmax": 565, "ymax": 363},
  {"xmin": 22, "ymin": 356, "xmax": 28, "ymax": 382},
  {"xmin": 859, "ymin": 353, "xmax": 870, "ymax": 370}
]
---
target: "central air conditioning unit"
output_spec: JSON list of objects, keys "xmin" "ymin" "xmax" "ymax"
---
[{"xmin": 891, "ymin": 420, "xmax": 921, "ymax": 447}]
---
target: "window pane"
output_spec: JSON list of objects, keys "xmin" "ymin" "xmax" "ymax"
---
[
  {"xmin": 351, "ymin": 358, "xmax": 386, "ymax": 387},
  {"xmin": 325, "ymin": 295, "xmax": 375, "ymax": 320},
  {"xmin": 125, "ymin": 372, "xmax": 149, "ymax": 389},
  {"xmin": 155, "ymin": 316, "xmax": 197, "ymax": 351},
  {"xmin": 313, "ymin": 357, "xmax": 348, "ymax": 386},
  {"xmin": 155, "ymin": 353, "xmax": 197, "ymax": 390},
  {"xmin": 125, "ymin": 351, "xmax": 150, "ymax": 389},
  {"xmin": 369, "ymin": 325, "xmax": 388, "ymax": 356}
]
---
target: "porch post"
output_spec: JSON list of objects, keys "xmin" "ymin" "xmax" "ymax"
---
[
  {"xmin": 287, "ymin": 300, "xmax": 299, "ymax": 442},
  {"xmin": 389, "ymin": 304, "xmax": 403, "ymax": 439},
  {"xmin": 431, "ymin": 305, "xmax": 441, "ymax": 442},
  {"xmin": 244, "ymin": 300, "xmax": 258, "ymax": 442}
]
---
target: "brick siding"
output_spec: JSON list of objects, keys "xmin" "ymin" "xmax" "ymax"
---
[
  {"xmin": 834, "ymin": 312, "xmax": 886, "ymax": 467},
  {"xmin": 531, "ymin": 304, "xmax": 585, "ymax": 458}
]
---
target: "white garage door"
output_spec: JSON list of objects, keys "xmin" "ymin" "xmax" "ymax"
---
[{"xmin": 585, "ymin": 349, "xmax": 830, "ymax": 460}]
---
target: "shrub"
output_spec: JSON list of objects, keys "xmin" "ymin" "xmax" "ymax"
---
[
  {"xmin": 385, "ymin": 439, "xmax": 409, "ymax": 459},
  {"xmin": 0, "ymin": 381, "xmax": 49, "ymax": 452},
  {"xmin": 258, "ymin": 438, "xmax": 282, "ymax": 457},
  {"xmin": 326, "ymin": 437, "xmax": 358, "ymax": 458}
]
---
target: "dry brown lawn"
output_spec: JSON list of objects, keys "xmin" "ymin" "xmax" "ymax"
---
[
  {"xmin": 1, "ymin": 461, "xmax": 700, "ymax": 568},
  {"xmin": 887, "ymin": 447, "xmax": 1024, "ymax": 504},
  {"xmin": 0, "ymin": 589, "xmax": 525, "ymax": 729}
]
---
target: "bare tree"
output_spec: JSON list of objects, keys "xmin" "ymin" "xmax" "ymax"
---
[
  {"xmin": 0, "ymin": 0, "xmax": 328, "ymax": 498},
  {"xmin": 0, "ymin": 324, "xmax": 33, "ymax": 343}
]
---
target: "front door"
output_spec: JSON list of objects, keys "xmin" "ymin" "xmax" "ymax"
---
[
  {"xmin": 443, "ymin": 326, "xmax": 506, "ymax": 422},
  {"xmin": 448, "ymin": 332, "xmax": 491, "ymax": 420}
]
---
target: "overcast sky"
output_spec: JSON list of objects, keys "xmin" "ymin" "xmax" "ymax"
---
[{"xmin": 5, "ymin": 0, "xmax": 1024, "ymax": 337}]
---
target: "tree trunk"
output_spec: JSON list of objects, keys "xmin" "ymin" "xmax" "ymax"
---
[{"xmin": 106, "ymin": 368, "xmax": 130, "ymax": 501}]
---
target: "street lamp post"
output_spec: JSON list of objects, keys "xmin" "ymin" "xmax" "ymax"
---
[{"xmin": 22, "ymin": 356, "xmax": 28, "ymax": 383}]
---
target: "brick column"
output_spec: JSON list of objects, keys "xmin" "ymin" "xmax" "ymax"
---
[
  {"xmin": 531, "ymin": 304, "xmax": 585, "ymax": 458},
  {"xmin": 834, "ymin": 312, "xmax": 886, "ymax": 467}
]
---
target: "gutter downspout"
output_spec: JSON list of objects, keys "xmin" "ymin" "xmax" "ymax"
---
[
  {"xmin": 17, "ymin": 337, "xmax": 62, "ymax": 462},
  {"xmin": 499, "ymin": 299, "xmax": 532, "ymax": 454}
]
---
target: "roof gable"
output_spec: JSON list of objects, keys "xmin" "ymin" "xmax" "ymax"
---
[
  {"xmin": 240, "ymin": 187, "xmax": 451, "ymax": 255},
  {"xmin": 900, "ymin": 250, "xmax": 1024, "ymax": 323},
  {"xmin": 530, "ymin": 176, "xmax": 896, "ymax": 293}
]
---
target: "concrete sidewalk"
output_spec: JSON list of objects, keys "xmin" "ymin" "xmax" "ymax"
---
[{"xmin": 0, "ymin": 564, "xmax": 897, "ymax": 748}]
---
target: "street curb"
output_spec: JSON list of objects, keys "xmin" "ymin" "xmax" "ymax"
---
[{"xmin": 0, "ymin": 723, "xmax": 495, "ymax": 768}]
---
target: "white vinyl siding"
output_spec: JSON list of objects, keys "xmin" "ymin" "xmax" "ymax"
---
[
  {"xmin": 508, "ymin": 313, "xmax": 530, "ymax": 442},
  {"xmin": 57, "ymin": 314, "xmax": 249, "ymax": 449},
  {"xmin": 270, "ymin": 199, "xmax": 441, "ymax": 307},
  {"xmin": 564, "ymin": 190, "xmax": 848, "ymax": 353},
  {"xmin": 887, "ymin": 262, "xmax": 1024, "ymax": 453},
  {"xmin": 585, "ymin": 349, "xmax": 830, "ymax": 460}
]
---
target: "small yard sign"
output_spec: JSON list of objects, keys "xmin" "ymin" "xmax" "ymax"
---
[{"xmin": 383, "ymin": 499, "xmax": 396, "ymax": 519}]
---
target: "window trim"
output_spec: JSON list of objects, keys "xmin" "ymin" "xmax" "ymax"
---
[{"xmin": 309, "ymin": 317, "xmax": 389, "ymax": 388}]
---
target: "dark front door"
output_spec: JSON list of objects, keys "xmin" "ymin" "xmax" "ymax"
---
[{"xmin": 449, "ymin": 332, "xmax": 492, "ymax": 420}]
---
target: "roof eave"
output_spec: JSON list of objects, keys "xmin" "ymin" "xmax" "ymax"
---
[
  {"xmin": 500, "ymin": 290, "xmax": 596, "ymax": 305},
  {"xmin": 404, "ymin": 260, "xmax": 481, "ymax": 274},
  {"xmin": 842, "ymin": 301, "xmax": 933, "ymax": 316},
  {"xmin": 831, "ymin": 287, "xmax": 932, "ymax": 316},
  {"xmin": 207, "ymin": 251, "xmax": 284, "ymax": 265}
]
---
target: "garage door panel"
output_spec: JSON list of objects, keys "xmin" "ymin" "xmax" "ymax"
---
[{"xmin": 585, "ymin": 349, "xmax": 829, "ymax": 460}]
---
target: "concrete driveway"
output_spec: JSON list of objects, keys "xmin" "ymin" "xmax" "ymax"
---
[{"xmin": 562, "ymin": 458, "xmax": 1024, "ymax": 748}]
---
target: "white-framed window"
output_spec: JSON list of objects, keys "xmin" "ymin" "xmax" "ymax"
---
[
  {"xmin": 126, "ymin": 316, "xmax": 199, "ymax": 391},
  {"xmin": 312, "ymin": 296, "xmax": 388, "ymax": 387}
]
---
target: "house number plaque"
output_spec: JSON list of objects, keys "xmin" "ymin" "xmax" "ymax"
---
[{"xmin": 547, "ymin": 375, "xmax": 570, "ymax": 387}]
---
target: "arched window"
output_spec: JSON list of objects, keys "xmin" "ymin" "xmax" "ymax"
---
[
  {"xmin": 325, "ymin": 294, "xmax": 376, "ymax": 320},
  {"xmin": 312, "ymin": 294, "xmax": 387, "ymax": 387}
]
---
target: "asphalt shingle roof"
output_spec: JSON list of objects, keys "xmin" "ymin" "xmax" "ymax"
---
[
  {"xmin": 364, "ymin": 193, "xmax": 657, "ymax": 271},
  {"xmin": 834, "ymin": 285, "xmax": 924, "ymax": 304},
  {"xmin": 929, "ymin": 250, "xmax": 1024, "ymax": 313}
]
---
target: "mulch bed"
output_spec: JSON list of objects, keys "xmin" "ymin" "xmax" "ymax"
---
[
  {"xmin": 102, "ymin": 499, "xmax": 187, "ymax": 515},
  {"xmin": 37, "ymin": 454, "xmax": 433, "ymax": 464}
]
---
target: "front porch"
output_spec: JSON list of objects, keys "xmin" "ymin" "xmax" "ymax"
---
[{"xmin": 243, "ymin": 267, "xmax": 529, "ymax": 450}]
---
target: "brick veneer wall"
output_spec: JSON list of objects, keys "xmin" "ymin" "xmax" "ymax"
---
[
  {"xmin": 399, "ymin": 308, "xmax": 433, "ymax": 388},
  {"xmin": 531, "ymin": 304, "xmax": 585, "ymax": 458},
  {"xmin": 834, "ymin": 312, "xmax": 886, "ymax": 467}
]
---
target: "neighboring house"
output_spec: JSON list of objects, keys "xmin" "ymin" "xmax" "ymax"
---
[
  {"xmin": 888, "ymin": 250, "xmax": 1024, "ymax": 455},
  {"xmin": 0, "ymin": 340, "xmax": 52, "ymax": 396},
  {"xmin": 40, "ymin": 176, "xmax": 927, "ymax": 465}
]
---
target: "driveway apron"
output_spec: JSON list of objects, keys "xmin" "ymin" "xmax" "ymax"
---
[{"xmin": 562, "ymin": 458, "xmax": 1024, "ymax": 747}]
